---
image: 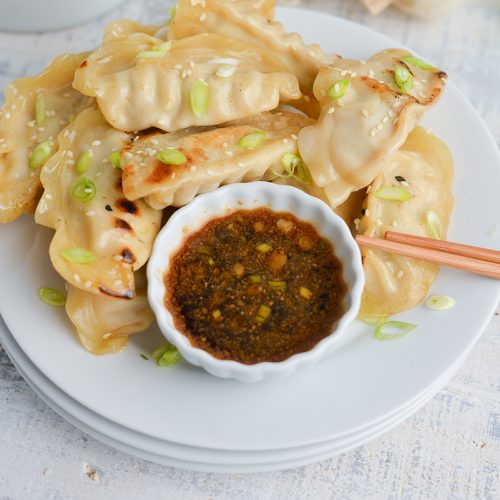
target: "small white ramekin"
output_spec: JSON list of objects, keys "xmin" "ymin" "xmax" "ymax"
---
[{"xmin": 147, "ymin": 182, "xmax": 364, "ymax": 383}]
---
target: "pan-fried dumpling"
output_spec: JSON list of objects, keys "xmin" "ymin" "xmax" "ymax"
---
[
  {"xmin": 168, "ymin": 0, "xmax": 337, "ymax": 93},
  {"xmin": 65, "ymin": 270, "xmax": 154, "ymax": 354},
  {"xmin": 0, "ymin": 52, "xmax": 92, "ymax": 222},
  {"xmin": 73, "ymin": 32, "xmax": 301, "ymax": 133},
  {"xmin": 243, "ymin": 0, "xmax": 275, "ymax": 19},
  {"xmin": 298, "ymin": 49, "xmax": 447, "ymax": 208},
  {"xmin": 358, "ymin": 127, "xmax": 454, "ymax": 317},
  {"xmin": 121, "ymin": 111, "xmax": 312, "ymax": 209},
  {"xmin": 35, "ymin": 106, "xmax": 162, "ymax": 299}
]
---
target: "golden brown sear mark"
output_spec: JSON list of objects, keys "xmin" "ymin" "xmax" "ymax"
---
[
  {"xmin": 114, "ymin": 218, "xmax": 133, "ymax": 231},
  {"xmin": 121, "ymin": 248, "xmax": 136, "ymax": 264},
  {"xmin": 116, "ymin": 198, "xmax": 139, "ymax": 215},
  {"xmin": 98, "ymin": 284, "xmax": 134, "ymax": 300}
]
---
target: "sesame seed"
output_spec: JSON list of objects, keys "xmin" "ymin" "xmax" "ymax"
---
[
  {"xmin": 102, "ymin": 332, "xmax": 112, "ymax": 339},
  {"xmin": 84, "ymin": 280, "xmax": 92, "ymax": 288},
  {"xmin": 199, "ymin": 13, "xmax": 207, "ymax": 21},
  {"xmin": 365, "ymin": 208, "xmax": 370, "ymax": 215},
  {"xmin": 114, "ymin": 255, "xmax": 123, "ymax": 262},
  {"xmin": 388, "ymin": 110, "xmax": 395, "ymax": 118},
  {"xmin": 67, "ymin": 151, "xmax": 74, "ymax": 158},
  {"xmin": 124, "ymin": 152, "xmax": 133, "ymax": 159},
  {"xmin": 88, "ymin": 150, "xmax": 94, "ymax": 157},
  {"xmin": 190, "ymin": 165, "xmax": 197, "ymax": 172},
  {"xmin": 401, "ymin": 180, "xmax": 410, "ymax": 188},
  {"xmin": 392, "ymin": 220, "xmax": 398, "ymax": 227},
  {"xmin": 181, "ymin": 70, "xmax": 187, "ymax": 79},
  {"xmin": 189, "ymin": 61, "xmax": 195, "ymax": 69},
  {"xmin": 174, "ymin": 64, "xmax": 182, "ymax": 70},
  {"xmin": 382, "ymin": 116, "xmax": 389, "ymax": 123},
  {"xmin": 291, "ymin": 134, "xmax": 298, "ymax": 141},
  {"xmin": 377, "ymin": 123, "xmax": 383, "ymax": 130},
  {"xmin": 361, "ymin": 108, "xmax": 368, "ymax": 117},
  {"xmin": 151, "ymin": 139, "xmax": 159, "ymax": 145},
  {"xmin": 341, "ymin": 70, "xmax": 348, "ymax": 76},
  {"xmin": 73, "ymin": 274, "xmax": 81, "ymax": 282},
  {"xmin": 397, "ymin": 270, "xmax": 404, "ymax": 279},
  {"xmin": 426, "ymin": 127, "xmax": 432, "ymax": 134},
  {"xmin": 282, "ymin": 138, "xmax": 289, "ymax": 144},
  {"xmin": 237, "ymin": 162, "xmax": 245, "ymax": 168},
  {"xmin": 91, "ymin": 140, "xmax": 101, "ymax": 146},
  {"xmin": 370, "ymin": 129, "xmax": 376, "ymax": 137},
  {"xmin": 222, "ymin": 142, "xmax": 228, "ymax": 148},
  {"xmin": 86, "ymin": 210, "xmax": 96, "ymax": 216},
  {"xmin": 27, "ymin": 120, "xmax": 35, "ymax": 127},
  {"xmin": 328, "ymin": 107, "xmax": 335, "ymax": 114},
  {"xmin": 368, "ymin": 70, "xmax": 375, "ymax": 77}
]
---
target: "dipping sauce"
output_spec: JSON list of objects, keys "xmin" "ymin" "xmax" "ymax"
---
[{"xmin": 164, "ymin": 208, "xmax": 347, "ymax": 364}]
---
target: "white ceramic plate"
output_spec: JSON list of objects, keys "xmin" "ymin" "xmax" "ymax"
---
[
  {"xmin": 1, "ymin": 7, "xmax": 499, "ymax": 465},
  {"xmin": 0, "ymin": 316, "xmax": 468, "ymax": 472}
]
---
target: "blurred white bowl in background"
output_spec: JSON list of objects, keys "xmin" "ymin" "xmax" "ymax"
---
[{"xmin": 0, "ymin": 0, "xmax": 125, "ymax": 32}]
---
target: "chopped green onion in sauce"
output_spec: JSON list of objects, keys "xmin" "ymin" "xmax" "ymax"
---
[
  {"xmin": 394, "ymin": 65, "xmax": 414, "ymax": 93},
  {"xmin": 37, "ymin": 287, "xmax": 66, "ymax": 307},
  {"xmin": 29, "ymin": 140, "xmax": 54, "ymax": 169},
  {"xmin": 401, "ymin": 55, "xmax": 437, "ymax": 72},
  {"xmin": 109, "ymin": 151, "xmax": 121, "ymax": 169},
  {"xmin": 327, "ymin": 79, "xmax": 350, "ymax": 99},
  {"xmin": 249, "ymin": 274, "xmax": 262, "ymax": 283},
  {"xmin": 268, "ymin": 280, "xmax": 287, "ymax": 291},
  {"xmin": 238, "ymin": 130, "xmax": 266, "ymax": 149},
  {"xmin": 256, "ymin": 242, "xmax": 273, "ymax": 253},
  {"xmin": 255, "ymin": 304, "xmax": 271, "ymax": 324},
  {"xmin": 35, "ymin": 94, "xmax": 46, "ymax": 125},
  {"xmin": 425, "ymin": 295, "xmax": 455, "ymax": 311},
  {"xmin": 156, "ymin": 148, "xmax": 187, "ymax": 165},
  {"xmin": 425, "ymin": 209, "xmax": 443, "ymax": 240},
  {"xmin": 190, "ymin": 79, "xmax": 209, "ymax": 118},
  {"xmin": 76, "ymin": 151, "xmax": 91, "ymax": 174},
  {"xmin": 212, "ymin": 309, "xmax": 222, "ymax": 320},
  {"xmin": 216, "ymin": 64, "xmax": 236, "ymax": 78},
  {"xmin": 374, "ymin": 320, "xmax": 416, "ymax": 341},
  {"xmin": 299, "ymin": 286, "xmax": 312, "ymax": 300},
  {"xmin": 71, "ymin": 177, "xmax": 96, "ymax": 203},
  {"xmin": 60, "ymin": 247, "xmax": 96, "ymax": 264},
  {"xmin": 373, "ymin": 185, "xmax": 411, "ymax": 202}
]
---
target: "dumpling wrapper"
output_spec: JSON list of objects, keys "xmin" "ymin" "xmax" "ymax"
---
[
  {"xmin": 121, "ymin": 111, "xmax": 313, "ymax": 209},
  {"xmin": 168, "ymin": 0, "xmax": 337, "ymax": 93},
  {"xmin": 35, "ymin": 106, "xmax": 162, "ymax": 299},
  {"xmin": 102, "ymin": 18, "xmax": 166, "ymax": 42},
  {"xmin": 358, "ymin": 127, "xmax": 454, "ymax": 317},
  {"xmin": 66, "ymin": 270, "xmax": 154, "ymax": 355},
  {"xmin": 298, "ymin": 49, "xmax": 447, "ymax": 208},
  {"xmin": 73, "ymin": 32, "xmax": 300, "ymax": 133},
  {"xmin": 0, "ymin": 52, "xmax": 92, "ymax": 222}
]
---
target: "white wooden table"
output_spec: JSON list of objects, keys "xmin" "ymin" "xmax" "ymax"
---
[{"xmin": 1, "ymin": 1, "xmax": 499, "ymax": 498}]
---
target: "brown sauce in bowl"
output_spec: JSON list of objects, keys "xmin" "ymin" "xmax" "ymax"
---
[{"xmin": 164, "ymin": 208, "xmax": 347, "ymax": 364}]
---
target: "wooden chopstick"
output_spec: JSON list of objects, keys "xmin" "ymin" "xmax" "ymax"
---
[
  {"xmin": 355, "ymin": 233, "xmax": 500, "ymax": 279},
  {"xmin": 385, "ymin": 231, "xmax": 500, "ymax": 265}
]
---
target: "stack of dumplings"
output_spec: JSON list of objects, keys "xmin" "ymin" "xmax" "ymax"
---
[{"xmin": 0, "ymin": 0, "xmax": 453, "ymax": 354}]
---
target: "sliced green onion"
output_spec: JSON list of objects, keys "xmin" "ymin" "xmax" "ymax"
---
[
  {"xmin": 60, "ymin": 247, "xmax": 96, "ymax": 264},
  {"xmin": 361, "ymin": 315, "xmax": 387, "ymax": 327},
  {"xmin": 29, "ymin": 140, "xmax": 54, "ymax": 169},
  {"xmin": 109, "ymin": 151, "xmax": 121, "ymax": 169},
  {"xmin": 190, "ymin": 79, "xmax": 209, "ymax": 119},
  {"xmin": 327, "ymin": 79, "xmax": 350, "ymax": 99},
  {"xmin": 374, "ymin": 320, "xmax": 416, "ymax": 341},
  {"xmin": 158, "ymin": 348, "xmax": 182, "ymax": 367},
  {"xmin": 299, "ymin": 286, "xmax": 312, "ymax": 300},
  {"xmin": 152, "ymin": 342, "xmax": 175, "ymax": 360},
  {"xmin": 425, "ymin": 209, "xmax": 443, "ymax": 240},
  {"xmin": 274, "ymin": 152, "xmax": 311, "ymax": 185},
  {"xmin": 401, "ymin": 55, "xmax": 437, "ymax": 71},
  {"xmin": 208, "ymin": 257, "xmax": 215, "ymax": 266},
  {"xmin": 249, "ymin": 274, "xmax": 262, "ymax": 283},
  {"xmin": 238, "ymin": 130, "xmax": 266, "ymax": 149},
  {"xmin": 255, "ymin": 305, "xmax": 271, "ymax": 324},
  {"xmin": 71, "ymin": 177, "xmax": 96, "ymax": 203},
  {"xmin": 268, "ymin": 281, "xmax": 287, "ymax": 291},
  {"xmin": 35, "ymin": 94, "xmax": 46, "ymax": 125},
  {"xmin": 216, "ymin": 64, "xmax": 236, "ymax": 78},
  {"xmin": 373, "ymin": 185, "xmax": 411, "ymax": 202},
  {"xmin": 394, "ymin": 65, "xmax": 414, "ymax": 93},
  {"xmin": 256, "ymin": 243, "xmax": 272, "ymax": 253},
  {"xmin": 153, "ymin": 41, "xmax": 172, "ymax": 52},
  {"xmin": 425, "ymin": 295, "xmax": 455, "ymax": 311},
  {"xmin": 37, "ymin": 287, "xmax": 66, "ymax": 307},
  {"xmin": 76, "ymin": 151, "xmax": 91, "ymax": 174},
  {"xmin": 137, "ymin": 50, "xmax": 167, "ymax": 58},
  {"xmin": 212, "ymin": 309, "xmax": 222, "ymax": 320},
  {"xmin": 156, "ymin": 148, "xmax": 187, "ymax": 165}
]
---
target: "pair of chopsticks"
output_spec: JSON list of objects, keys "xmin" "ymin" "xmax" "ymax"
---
[{"xmin": 356, "ymin": 231, "xmax": 500, "ymax": 279}]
